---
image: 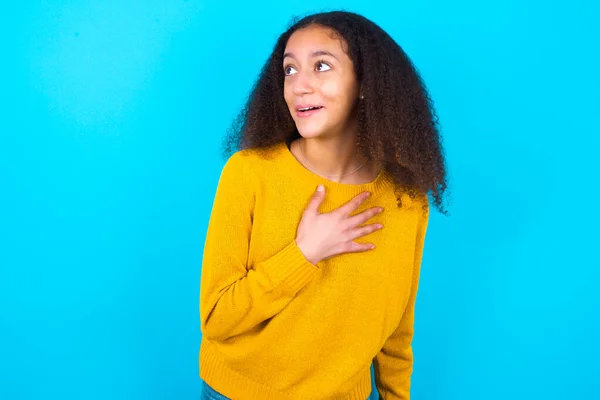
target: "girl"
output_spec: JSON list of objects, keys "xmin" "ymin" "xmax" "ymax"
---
[{"xmin": 199, "ymin": 10, "xmax": 448, "ymax": 400}]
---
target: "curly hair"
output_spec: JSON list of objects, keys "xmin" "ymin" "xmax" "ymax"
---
[{"xmin": 222, "ymin": 10, "xmax": 449, "ymax": 215}]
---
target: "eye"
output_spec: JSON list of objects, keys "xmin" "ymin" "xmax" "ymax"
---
[
  {"xmin": 284, "ymin": 65, "xmax": 297, "ymax": 76},
  {"xmin": 315, "ymin": 60, "xmax": 331, "ymax": 72},
  {"xmin": 283, "ymin": 60, "xmax": 332, "ymax": 77}
]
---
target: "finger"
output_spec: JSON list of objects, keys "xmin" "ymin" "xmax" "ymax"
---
[
  {"xmin": 336, "ymin": 191, "xmax": 370, "ymax": 216},
  {"xmin": 347, "ymin": 241, "xmax": 376, "ymax": 253},
  {"xmin": 346, "ymin": 206, "xmax": 383, "ymax": 228},
  {"xmin": 305, "ymin": 184, "xmax": 326, "ymax": 213},
  {"xmin": 347, "ymin": 223, "xmax": 383, "ymax": 241}
]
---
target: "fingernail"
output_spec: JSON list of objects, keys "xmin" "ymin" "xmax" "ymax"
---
[
  {"xmin": 378, "ymin": 208, "xmax": 383, "ymax": 213},
  {"xmin": 365, "ymin": 192, "xmax": 371, "ymax": 197},
  {"xmin": 317, "ymin": 184, "xmax": 324, "ymax": 192}
]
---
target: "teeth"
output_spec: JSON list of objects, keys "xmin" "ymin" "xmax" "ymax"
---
[{"xmin": 300, "ymin": 107, "xmax": 319, "ymax": 111}]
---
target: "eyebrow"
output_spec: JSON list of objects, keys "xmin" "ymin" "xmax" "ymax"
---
[{"xmin": 283, "ymin": 50, "xmax": 338, "ymax": 61}]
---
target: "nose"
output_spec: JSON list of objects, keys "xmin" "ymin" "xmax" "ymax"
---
[{"xmin": 291, "ymin": 68, "xmax": 315, "ymax": 96}]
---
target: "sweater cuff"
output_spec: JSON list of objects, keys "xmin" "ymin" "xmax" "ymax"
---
[{"xmin": 259, "ymin": 240, "xmax": 320, "ymax": 293}]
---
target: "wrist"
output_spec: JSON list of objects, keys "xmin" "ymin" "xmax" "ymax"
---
[{"xmin": 295, "ymin": 238, "xmax": 320, "ymax": 265}]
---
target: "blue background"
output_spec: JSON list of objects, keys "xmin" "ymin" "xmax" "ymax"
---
[{"xmin": 1, "ymin": 1, "xmax": 598, "ymax": 399}]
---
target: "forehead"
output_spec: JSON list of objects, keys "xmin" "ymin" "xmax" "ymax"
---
[{"xmin": 284, "ymin": 25, "xmax": 346, "ymax": 55}]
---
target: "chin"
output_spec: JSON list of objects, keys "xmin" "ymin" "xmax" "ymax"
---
[
  {"xmin": 296, "ymin": 125, "xmax": 331, "ymax": 139},
  {"xmin": 297, "ymin": 131, "xmax": 322, "ymax": 139}
]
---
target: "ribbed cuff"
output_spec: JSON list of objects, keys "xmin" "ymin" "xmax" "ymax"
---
[{"xmin": 258, "ymin": 239, "xmax": 320, "ymax": 293}]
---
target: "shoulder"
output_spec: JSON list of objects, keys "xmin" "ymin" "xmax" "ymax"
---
[
  {"xmin": 223, "ymin": 144, "xmax": 285, "ymax": 177},
  {"xmin": 392, "ymin": 185, "xmax": 429, "ymax": 214},
  {"xmin": 399, "ymin": 191, "xmax": 430, "ymax": 234},
  {"xmin": 222, "ymin": 148, "xmax": 260, "ymax": 174},
  {"xmin": 220, "ymin": 145, "xmax": 283, "ymax": 190},
  {"xmin": 412, "ymin": 193, "xmax": 430, "ymax": 223}
]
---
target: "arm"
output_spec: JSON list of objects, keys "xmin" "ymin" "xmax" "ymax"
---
[
  {"xmin": 199, "ymin": 152, "xmax": 319, "ymax": 342},
  {"xmin": 373, "ymin": 201, "xmax": 429, "ymax": 399}
]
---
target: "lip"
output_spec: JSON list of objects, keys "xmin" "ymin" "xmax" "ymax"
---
[
  {"xmin": 296, "ymin": 107, "xmax": 323, "ymax": 118},
  {"xmin": 295, "ymin": 103, "xmax": 323, "ymax": 111},
  {"xmin": 295, "ymin": 104, "xmax": 324, "ymax": 118}
]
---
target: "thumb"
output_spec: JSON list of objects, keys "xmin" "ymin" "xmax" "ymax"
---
[{"xmin": 306, "ymin": 184, "xmax": 325, "ymax": 213}]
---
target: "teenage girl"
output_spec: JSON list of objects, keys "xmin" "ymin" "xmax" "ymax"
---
[{"xmin": 199, "ymin": 10, "xmax": 448, "ymax": 400}]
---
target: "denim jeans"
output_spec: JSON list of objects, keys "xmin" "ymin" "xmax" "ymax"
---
[
  {"xmin": 200, "ymin": 379, "xmax": 371, "ymax": 400},
  {"xmin": 201, "ymin": 379, "xmax": 230, "ymax": 400}
]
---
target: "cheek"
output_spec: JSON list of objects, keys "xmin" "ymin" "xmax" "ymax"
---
[
  {"xmin": 320, "ymin": 81, "xmax": 344, "ymax": 109},
  {"xmin": 320, "ymin": 79, "xmax": 338, "ymax": 98},
  {"xmin": 321, "ymin": 82, "xmax": 355, "ymax": 114}
]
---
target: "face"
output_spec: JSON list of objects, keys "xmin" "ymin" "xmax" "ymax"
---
[{"xmin": 283, "ymin": 25, "xmax": 360, "ymax": 140}]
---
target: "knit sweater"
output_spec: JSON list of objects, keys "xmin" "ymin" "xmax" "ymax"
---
[{"xmin": 199, "ymin": 141, "xmax": 429, "ymax": 400}]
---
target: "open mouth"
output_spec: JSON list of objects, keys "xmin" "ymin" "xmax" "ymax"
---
[{"xmin": 297, "ymin": 106, "xmax": 324, "ymax": 117}]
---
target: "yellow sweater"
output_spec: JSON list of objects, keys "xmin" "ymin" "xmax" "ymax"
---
[{"xmin": 199, "ymin": 141, "xmax": 429, "ymax": 400}]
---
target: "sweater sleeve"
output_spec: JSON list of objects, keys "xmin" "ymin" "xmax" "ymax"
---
[
  {"xmin": 199, "ymin": 152, "xmax": 320, "ymax": 342},
  {"xmin": 373, "ymin": 200, "xmax": 429, "ymax": 400}
]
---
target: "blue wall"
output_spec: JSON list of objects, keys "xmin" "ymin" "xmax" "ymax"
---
[{"xmin": 1, "ymin": 1, "xmax": 598, "ymax": 399}]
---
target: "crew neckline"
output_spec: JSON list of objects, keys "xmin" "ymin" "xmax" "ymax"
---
[{"xmin": 277, "ymin": 141, "xmax": 395, "ymax": 199}]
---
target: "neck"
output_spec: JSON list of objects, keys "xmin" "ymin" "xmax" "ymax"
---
[{"xmin": 297, "ymin": 136, "xmax": 369, "ymax": 180}]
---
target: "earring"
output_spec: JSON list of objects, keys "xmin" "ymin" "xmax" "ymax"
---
[{"xmin": 360, "ymin": 94, "xmax": 364, "ymax": 99}]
